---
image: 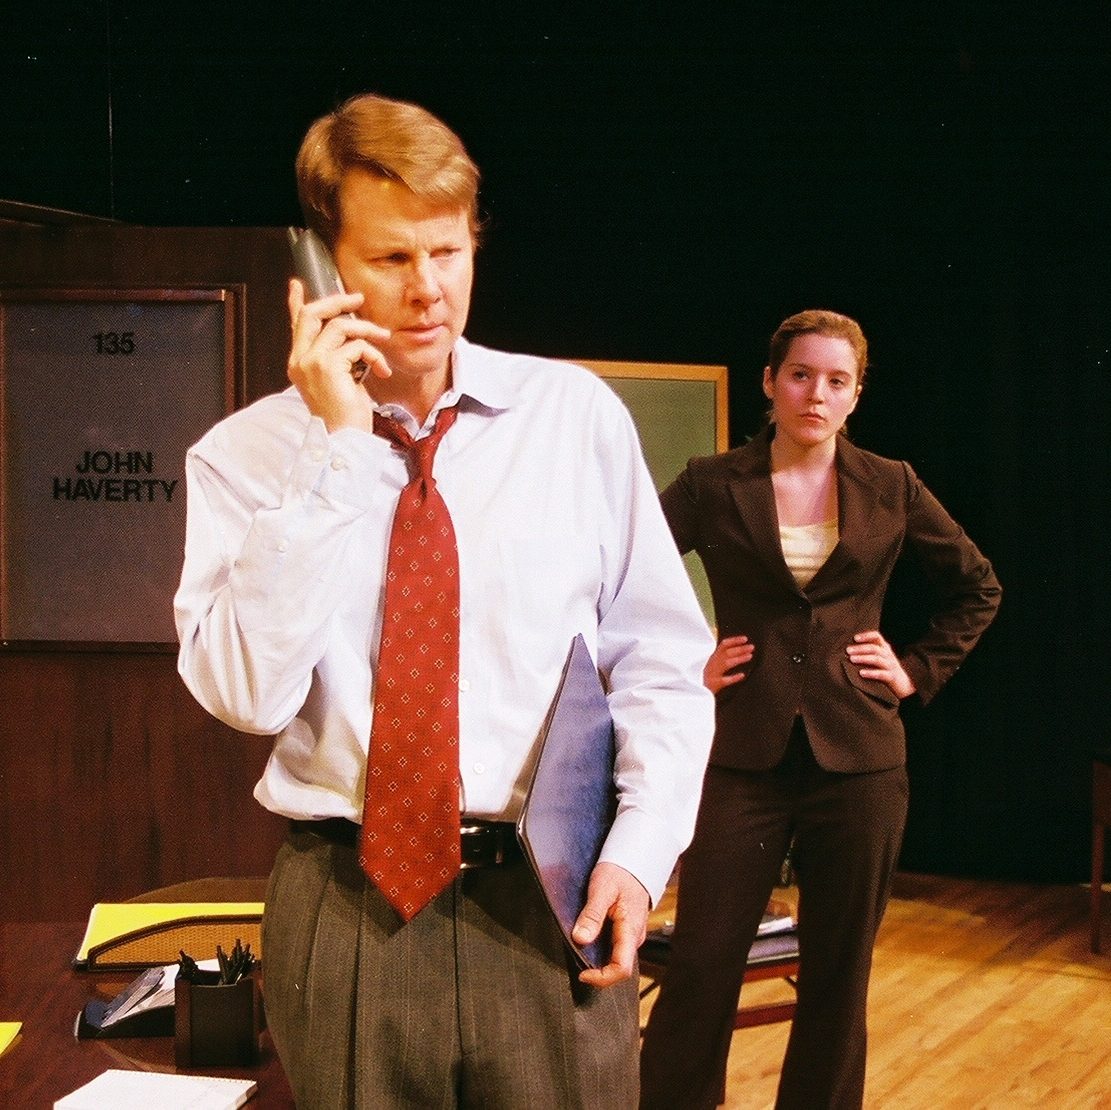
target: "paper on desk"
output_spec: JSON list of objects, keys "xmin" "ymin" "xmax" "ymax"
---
[
  {"xmin": 54, "ymin": 1068, "xmax": 256, "ymax": 1108},
  {"xmin": 652, "ymin": 908, "xmax": 795, "ymax": 940},
  {"xmin": 0, "ymin": 1021, "xmax": 21, "ymax": 1057},
  {"xmin": 757, "ymin": 909, "xmax": 796, "ymax": 936}
]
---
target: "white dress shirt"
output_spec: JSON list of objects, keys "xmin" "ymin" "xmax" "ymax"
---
[{"xmin": 174, "ymin": 338, "xmax": 715, "ymax": 902}]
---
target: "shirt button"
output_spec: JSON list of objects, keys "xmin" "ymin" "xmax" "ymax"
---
[
  {"xmin": 473, "ymin": 762, "xmax": 486, "ymax": 775},
  {"xmin": 277, "ymin": 539, "xmax": 290, "ymax": 553},
  {"xmin": 791, "ymin": 652, "xmax": 806, "ymax": 664},
  {"xmin": 330, "ymin": 456, "xmax": 347, "ymax": 471},
  {"xmin": 458, "ymin": 678, "xmax": 471, "ymax": 692}
]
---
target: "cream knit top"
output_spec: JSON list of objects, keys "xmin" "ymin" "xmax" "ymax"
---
[{"xmin": 779, "ymin": 520, "xmax": 839, "ymax": 588}]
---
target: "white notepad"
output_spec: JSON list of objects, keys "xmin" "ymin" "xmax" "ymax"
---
[{"xmin": 54, "ymin": 1068, "xmax": 256, "ymax": 1108}]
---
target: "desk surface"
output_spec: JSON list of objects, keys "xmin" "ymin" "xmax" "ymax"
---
[{"xmin": 0, "ymin": 921, "xmax": 293, "ymax": 1108}]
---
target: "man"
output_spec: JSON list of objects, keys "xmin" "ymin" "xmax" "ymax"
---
[{"xmin": 175, "ymin": 92, "xmax": 714, "ymax": 1109}]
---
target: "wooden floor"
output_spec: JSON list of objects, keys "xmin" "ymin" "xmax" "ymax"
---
[{"xmin": 640, "ymin": 872, "xmax": 1111, "ymax": 1109}]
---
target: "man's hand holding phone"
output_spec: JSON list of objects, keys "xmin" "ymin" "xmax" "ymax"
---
[{"xmin": 287, "ymin": 278, "xmax": 392, "ymax": 434}]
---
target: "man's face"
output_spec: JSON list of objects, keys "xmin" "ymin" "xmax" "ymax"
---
[{"xmin": 333, "ymin": 169, "xmax": 474, "ymax": 394}]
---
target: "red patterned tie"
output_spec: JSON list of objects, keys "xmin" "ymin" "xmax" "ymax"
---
[{"xmin": 360, "ymin": 405, "xmax": 461, "ymax": 921}]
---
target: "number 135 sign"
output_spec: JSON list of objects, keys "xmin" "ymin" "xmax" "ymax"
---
[{"xmin": 0, "ymin": 287, "xmax": 242, "ymax": 648}]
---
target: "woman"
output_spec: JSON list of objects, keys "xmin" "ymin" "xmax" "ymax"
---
[{"xmin": 639, "ymin": 310, "xmax": 1001, "ymax": 1109}]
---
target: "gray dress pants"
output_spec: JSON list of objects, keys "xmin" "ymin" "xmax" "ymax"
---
[{"xmin": 262, "ymin": 824, "xmax": 639, "ymax": 1109}]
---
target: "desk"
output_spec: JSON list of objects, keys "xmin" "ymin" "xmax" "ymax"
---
[{"xmin": 0, "ymin": 921, "xmax": 293, "ymax": 1108}]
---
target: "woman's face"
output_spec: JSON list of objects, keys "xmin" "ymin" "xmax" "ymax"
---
[{"xmin": 762, "ymin": 333, "xmax": 861, "ymax": 447}]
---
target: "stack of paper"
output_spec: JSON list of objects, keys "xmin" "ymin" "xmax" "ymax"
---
[{"xmin": 54, "ymin": 1068, "xmax": 256, "ymax": 1108}]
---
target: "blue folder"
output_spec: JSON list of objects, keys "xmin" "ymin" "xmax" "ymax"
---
[{"xmin": 517, "ymin": 634, "xmax": 617, "ymax": 970}]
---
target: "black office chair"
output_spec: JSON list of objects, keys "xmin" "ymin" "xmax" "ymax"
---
[{"xmin": 638, "ymin": 899, "xmax": 800, "ymax": 1030}]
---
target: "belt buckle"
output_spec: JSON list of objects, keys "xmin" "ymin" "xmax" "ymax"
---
[{"xmin": 459, "ymin": 822, "xmax": 505, "ymax": 870}]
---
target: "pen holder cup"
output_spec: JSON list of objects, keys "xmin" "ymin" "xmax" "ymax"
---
[{"xmin": 174, "ymin": 971, "xmax": 262, "ymax": 1067}]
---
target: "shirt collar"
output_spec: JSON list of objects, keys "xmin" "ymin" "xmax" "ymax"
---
[
  {"xmin": 374, "ymin": 337, "xmax": 517, "ymax": 435},
  {"xmin": 448, "ymin": 337, "xmax": 517, "ymax": 413}
]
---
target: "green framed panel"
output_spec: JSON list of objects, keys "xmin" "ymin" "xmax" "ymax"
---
[{"xmin": 581, "ymin": 360, "xmax": 728, "ymax": 627}]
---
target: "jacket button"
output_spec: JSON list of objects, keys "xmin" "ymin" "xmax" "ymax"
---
[{"xmin": 791, "ymin": 652, "xmax": 806, "ymax": 664}]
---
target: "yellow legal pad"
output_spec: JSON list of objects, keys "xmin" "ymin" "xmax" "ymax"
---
[
  {"xmin": 0, "ymin": 1022, "xmax": 21, "ymax": 1057},
  {"xmin": 73, "ymin": 903, "xmax": 264, "ymax": 970}
]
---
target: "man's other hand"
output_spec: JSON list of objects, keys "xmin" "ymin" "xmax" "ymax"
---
[{"xmin": 573, "ymin": 861, "xmax": 649, "ymax": 988}]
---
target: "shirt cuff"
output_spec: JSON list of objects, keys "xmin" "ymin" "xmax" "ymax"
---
[{"xmin": 597, "ymin": 807, "xmax": 683, "ymax": 908}]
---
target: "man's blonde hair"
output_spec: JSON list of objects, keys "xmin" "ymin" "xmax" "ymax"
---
[{"xmin": 296, "ymin": 93, "xmax": 481, "ymax": 246}]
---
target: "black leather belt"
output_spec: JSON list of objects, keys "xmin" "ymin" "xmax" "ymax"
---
[{"xmin": 291, "ymin": 817, "xmax": 522, "ymax": 869}]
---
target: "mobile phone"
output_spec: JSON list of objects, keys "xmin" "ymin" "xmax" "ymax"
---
[{"xmin": 287, "ymin": 226, "xmax": 369, "ymax": 382}]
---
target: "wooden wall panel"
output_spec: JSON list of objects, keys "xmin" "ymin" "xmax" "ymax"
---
[
  {"xmin": 0, "ymin": 651, "xmax": 287, "ymax": 921},
  {"xmin": 0, "ymin": 219, "xmax": 294, "ymax": 921}
]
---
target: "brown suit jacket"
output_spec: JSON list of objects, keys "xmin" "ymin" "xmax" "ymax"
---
[{"xmin": 661, "ymin": 428, "xmax": 1002, "ymax": 773}]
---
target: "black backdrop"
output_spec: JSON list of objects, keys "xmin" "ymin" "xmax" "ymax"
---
[{"xmin": 3, "ymin": 3, "xmax": 1108, "ymax": 882}]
